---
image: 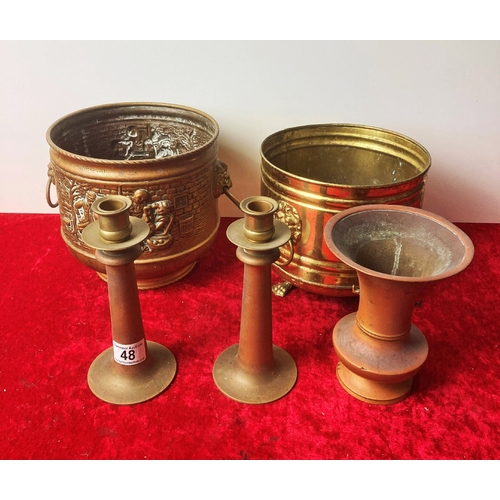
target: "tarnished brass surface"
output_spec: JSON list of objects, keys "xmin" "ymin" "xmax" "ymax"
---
[
  {"xmin": 213, "ymin": 196, "xmax": 297, "ymax": 404},
  {"xmin": 47, "ymin": 102, "xmax": 232, "ymax": 289},
  {"xmin": 81, "ymin": 195, "xmax": 176, "ymax": 405},
  {"xmin": 261, "ymin": 124, "xmax": 431, "ymax": 296},
  {"xmin": 324, "ymin": 204, "xmax": 474, "ymax": 404},
  {"xmin": 82, "ymin": 196, "xmax": 150, "ymax": 251}
]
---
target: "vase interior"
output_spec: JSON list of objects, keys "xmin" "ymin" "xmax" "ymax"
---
[{"xmin": 331, "ymin": 209, "xmax": 469, "ymax": 279}]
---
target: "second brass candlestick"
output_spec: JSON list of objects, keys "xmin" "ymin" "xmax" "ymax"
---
[{"xmin": 213, "ymin": 196, "xmax": 297, "ymax": 404}]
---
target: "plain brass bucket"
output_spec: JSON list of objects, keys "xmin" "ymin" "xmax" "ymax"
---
[
  {"xmin": 46, "ymin": 102, "xmax": 232, "ymax": 289},
  {"xmin": 260, "ymin": 124, "xmax": 431, "ymax": 296}
]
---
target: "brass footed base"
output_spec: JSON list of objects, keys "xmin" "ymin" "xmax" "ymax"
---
[
  {"xmin": 336, "ymin": 362, "xmax": 413, "ymax": 405},
  {"xmin": 333, "ymin": 312, "xmax": 428, "ymax": 405},
  {"xmin": 213, "ymin": 344, "xmax": 297, "ymax": 404},
  {"xmin": 88, "ymin": 341, "xmax": 177, "ymax": 405}
]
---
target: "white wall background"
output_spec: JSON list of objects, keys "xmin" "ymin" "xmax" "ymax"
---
[{"xmin": 1, "ymin": 40, "xmax": 499, "ymax": 222}]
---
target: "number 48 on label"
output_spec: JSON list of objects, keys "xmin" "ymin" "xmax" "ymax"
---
[
  {"xmin": 113, "ymin": 340, "xmax": 146, "ymax": 365},
  {"xmin": 120, "ymin": 350, "xmax": 136, "ymax": 362}
]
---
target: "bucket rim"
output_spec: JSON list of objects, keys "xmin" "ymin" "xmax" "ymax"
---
[
  {"xmin": 46, "ymin": 101, "xmax": 220, "ymax": 165},
  {"xmin": 260, "ymin": 123, "xmax": 432, "ymax": 189}
]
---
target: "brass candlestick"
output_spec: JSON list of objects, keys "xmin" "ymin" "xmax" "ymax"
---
[
  {"xmin": 81, "ymin": 195, "xmax": 177, "ymax": 405},
  {"xmin": 213, "ymin": 196, "xmax": 297, "ymax": 404},
  {"xmin": 324, "ymin": 205, "xmax": 474, "ymax": 405}
]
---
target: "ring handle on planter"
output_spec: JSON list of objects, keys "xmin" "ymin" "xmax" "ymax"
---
[
  {"xmin": 214, "ymin": 158, "xmax": 241, "ymax": 209},
  {"xmin": 223, "ymin": 186, "xmax": 241, "ymax": 209},
  {"xmin": 213, "ymin": 159, "xmax": 236, "ymax": 202},
  {"xmin": 274, "ymin": 239, "xmax": 294, "ymax": 268},
  {"xmin": 273, "ymin": 200, "xmax": 301, "ymax": 268},
  {"xmin": 46, "ymin": 166, "xmax": 58, "ymax": 208}
]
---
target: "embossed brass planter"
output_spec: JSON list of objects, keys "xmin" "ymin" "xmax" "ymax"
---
[
  {"xmin": 261, "ymin": 124, "xmax": 431, "ymax": 296},
  {"xmin": 47, "ymin": 102, "xmax": 231, "ymax": 289},
  {"xmin": 324, "ymin": 205, "xmax": 474, "ymax": 404}
]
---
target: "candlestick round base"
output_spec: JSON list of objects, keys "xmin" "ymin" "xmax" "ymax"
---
[
  {"xmin": 213, "ymin": 344, "xmax": 297, "ymax": 404},
  {"xmin": 88, "ymin": 341, "xmax": 177, "ymax": 405}
]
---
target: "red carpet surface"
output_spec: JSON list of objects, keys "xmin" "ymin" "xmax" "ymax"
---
[{"xmin": 1, "ymin": 214, "xmax": 499, "ymax": 460}]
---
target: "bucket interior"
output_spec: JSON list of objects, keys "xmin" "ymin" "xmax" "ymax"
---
[
  {"xmin": 48, "ymin": 104, "xmax": 218, "ymax": 161},
  {"xmin": 261, "ymin": 125, "xmax": 430, "ymax": 187}
]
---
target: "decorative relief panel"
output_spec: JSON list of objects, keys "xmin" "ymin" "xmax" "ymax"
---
[
  {"xmin": 142, "ymin": 200, "xmax": 174, "ymax": 250},
  {"xmin": 52, "ymin": 161, "xmax": 216, "ymax": 256},
  {"xmin": 111, "ymin": 123, "xmax": 211, "ymax": 160}
]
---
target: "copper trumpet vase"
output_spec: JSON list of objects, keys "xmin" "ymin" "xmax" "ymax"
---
[
  {"xmin": 213, "ymin": 196, "xmax": 297, "ymax": 404},
  {"xmin": 324, "ymin": 205, "xmax": 474, "ymax": 404},
  {"xmin": 81, "ymin": 195, "xmax": 177, "ymax": 405}
]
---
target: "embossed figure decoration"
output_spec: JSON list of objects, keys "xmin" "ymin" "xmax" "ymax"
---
[
  {"xmin": 111, "ymin": 122, "xmax": 210, "ymax": 161},
  {"xmin": 130, "ymin": 189, "xmax": 149, "ymax": 218},
  {"xmin": 142, "ymin": 200, "xmax": 174, "ymax": 250},
  {"xmin": 74, "ymin": 190, "xmax": 97, "ymax": 231}
]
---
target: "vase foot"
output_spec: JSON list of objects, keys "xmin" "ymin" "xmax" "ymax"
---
[
  {"xmin": 332, "ymin": 312, "xmax": 428, "ymax": 404},
  {"xmin": 336, "ymin": 362, "xmax": 413, "ymax": 405}
]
